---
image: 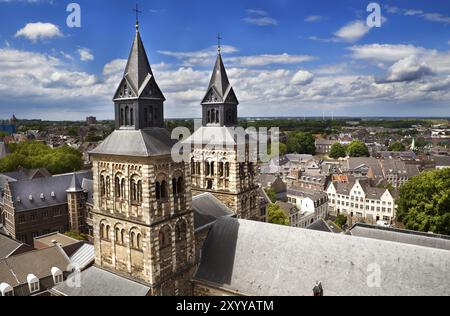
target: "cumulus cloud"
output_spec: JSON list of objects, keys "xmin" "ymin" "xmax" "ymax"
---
[
  {"xmin": 78, "ymin": 48, "xmax": 94, "ymax": 61},
  {"xmin": 334, "ymin": 21, "xmax": 370, "ymax": 43},
  {"xmin": 15, "ymin": 22, "xmax": 62, "ymax": 42},
  {"xmin": 348, "ymin": 44, "xmax": 426, "ymax": 62},
  {"xmin": 378, "ymin": 56, "xmax": 434, "ymax": 83},
  {"xmin": 291, "ymin": 70, "xmax": 314, "ymax": 85},
  {"xmin": 385, "ymin": 5, "xmax": 450, "ymax": 24}
]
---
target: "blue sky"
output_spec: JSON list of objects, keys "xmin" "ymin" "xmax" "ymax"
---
[{"xmin": 0, "ymin": 0, "xmax": 449, "ymax": 120}]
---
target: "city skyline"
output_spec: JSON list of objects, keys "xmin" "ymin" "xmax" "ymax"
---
[{"xmin": 0, "ymin": 0, "xmax": 449, "ymax": 120}]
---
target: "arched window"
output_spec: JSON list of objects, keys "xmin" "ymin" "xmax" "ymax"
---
[
  {"xmin": 161, "ymin": 181, "xmax": 167, "ymax": 199},
  {"xmin": 130, "ymin": 179, "xmax": 137, "ymax": 202},
  {"xmin": 159, "ymin": 226, "xmax": 172, "ymax": 249},
  {"xmin": 191, "ymin": 159, "xmax": 195, "ymax": 175},
  {"xmin": 177, "ymin": 177, "xmax": 183, "ymax": 195},
  {"xmin": 172, "ymin": 178, "xmax": 177, "ymax": 196},
  {"xmin": 210, "ymin": 162, "xmax": 215, "ymax": 176},
  {"xmin": 207, "ymin": 110, "xmax": 210, "ymax": 123},
  {"xmin": 219, "ymin": 162, "xmax": 224, "ymax": 177},
  {"xmin": 216, "ymin": 109, "xmax": 219, "ymax": 123},
  {"xmin": 115, "ymin": 177, "xmax": 121, "ymax": 198},
  {"xmin": 130, "ymin": 231, "xmax": 136, "ymax": 248},
  {"xmin": 137, "ymin": 180, "xmax": 142, "ymax": 203},
  {"xmin": 125, "ymin": 106, "xmax": 129, "ymax": 126},
  {"xmin": 120, "ymin": 108, "xmax": 124, "ymax": 126},
  {"xmin": 106, "ymin": 176, "xmax": 111, "ymax": 197},
  {"xmin": 175, "ymin": 220, "xmax": 187, "ymax": 242},
  {"xmin": 156, "ymin": 182, "xmax": 161, "ymax": 200},
  {"xmin": 205, "ymin": 162, "xmax": 210, "ymax": 176},
  {"xmin": 121, "ymin": 229, "xmax": 125, "ymax": 244},
  {"xmin": 211, "ymin": 110, "xmax": 215, "ymax": 124},
  {"xmin": 225, "ymin": 162, "xmax": 230, "ymax": 178},
  {"xmin": 105, "ymin": 225, "xmax": 110, "ymax": 241},
  {"xmin": 100, "ymin": 175, "xmax": 105, "ymax": 196},
  {"xmin": 100, "ymin": 223, "xmax": 105, "ymax": 239},
  {"xmin": 196, "ymin": 162, "xmax": 201, "ymax": 174},
  {"xmin": 136, "ymin": 234, "xmax": 142, "ymax": 249},
  {"xmin": 130, "ymin": 108, "xmax": 134, "ymax": 126},
  {"xmin": 115, "ymin": 227, "xmax": 120, "ymax": 243},
  {"xmin": 120, "ymin": 178, "xmax": 125, "ymax": 200}
]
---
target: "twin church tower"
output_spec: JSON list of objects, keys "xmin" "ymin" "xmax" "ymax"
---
[{"xmin": 89, "ymin": 20, "xmax": 259, "ymax": 295}]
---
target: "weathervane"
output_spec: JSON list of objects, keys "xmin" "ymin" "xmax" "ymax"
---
[
  {"xmin": 133, "ymin": 3, "xmax": 142, "ymax": 31},
  {"xmin": 217, "ymin": 33, "xmax": 222, "ymax": 54}
]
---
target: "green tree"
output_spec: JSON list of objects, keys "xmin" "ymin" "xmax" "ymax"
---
[
  {"xmin": 67, "ymin": 127, "xmax": 78, "ymax": 137},
  {"xmin": 64, "ymin": 230, "xmax": 88, "ymax": 241},
  {"xmin": 347, "ymin": 140, "xmax": 369, "ymax": 157},
  {"xmin": 286, "ymin": 132, "xmax": 316, "ymax": 155},
  {"xmin": 0, "ymin": 141, "xmax": 83, "ymax": 175},
  {"xmin": 415, "ymin": 137, "xmax": 428, "ymax": 148},
  {"xmin": 329, "ymin": 143, "xmax": 347, "ymax": 159},
  {"xmin": 268, "ymin": 204, "xmax": 290, "ymax": 226},
  {"xmin": 397, "ymin": 168, "xmax": 450, "ymax": 235},
  {"xmin": 264, "ymin": 188, "xmax": 277, "ymax": 203},
  {"xmin": 388, "ymin": 142, "xmax": 406, "ymax": 152},
  {"xmin": 0, "ymin": 131, "xmax": 9, "ymax": 138},
  {"xmin": 335, "ymin": 215, "xmax": 348, "ymax": 229}
]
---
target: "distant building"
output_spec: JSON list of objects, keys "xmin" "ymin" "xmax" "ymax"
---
[
  {"xmin": 286, "ymin": 187, "xmax": 328, "ymax": 228},
  {"xmin": 0, "ymin": 246, "xmax": 71, "ymax": 296},
  {"xmin": 0, "ymin": 170, "xmax": 93, "ymax": 245},
  {"xmin": 86, "ymin": 116, "xmax": 97, "ymax": 125},
  {"xmin": 0, "ymin": 115, "xmax": 18, "ymax": 135},
  {"xmin": 315, "ymin": 139, "xmax": 337, "ymax": 155},
  {"xmin": 380, "ymin": 159, "xmax": 419, "ymax": 188},
  {"xmin": 327, "ymin": 179, "xmax": 396, "ymax": 224}
]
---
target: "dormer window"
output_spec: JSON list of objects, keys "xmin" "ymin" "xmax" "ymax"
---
[
  {"xmin": 27, "ymin": 274, "xmax": 40, "ymax": 293},
  {"xmin": 0, "ymin": 283, "xmax": 13, "ymax": 297},
  {"xmin": 51, "ymin": 267, "xmax": 63, "ymax": 285}
]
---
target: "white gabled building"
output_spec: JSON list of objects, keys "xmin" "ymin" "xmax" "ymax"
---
[
  {"xmin": 326, "ymin": 179, "xmax": 396, "ymax": 224},
  {"xmin": 287, "ymin": 187, "xmax": 329, "ymax": 228}
]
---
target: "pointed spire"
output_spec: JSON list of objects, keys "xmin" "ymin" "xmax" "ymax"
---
[
  {"xmin": 67, "ymin": 172, "xmax": 83, "ymax": 193},
  {"xmin": 202, "ymin": 52, "xmax": 237, "ymax": 105}
]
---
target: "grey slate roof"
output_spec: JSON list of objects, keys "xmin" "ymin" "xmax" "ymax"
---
[
  {"xmin": 70, "ymin": 243, "xmax": 95, "ymax": 270},
  {"xmin": 0, "ymin": 246, "xmax": 71, "ymax": 288},
  {"xmin": 9, "ymin": 170, "xmax": 92, "ymax": 212},
  {"xmin": 52, "ymin": 266, "xmax": 150, "ymax": 296},
  {"xmin": 0, "ymin": 234, "xmax": 23, "ymax": 259},
  {"xmin": 192, "ymin": 193, "xmax": 234, "ymax": 231},
  {"xmin": 66, "ymin": 172, "xmax": 83, "ymax": 192},
  {"xmin": 287, "ymin": 186, "xmax": 328, "ymax": 202},
  {"xmin": 116, "ymin": 29, "xmax": 165, "ymax": 101},
  {"xmin": 89, "ymin": 129, "xmax": 176, "ymax": 157},
  {"xmin": 202, "ymin": 53, "xmax": 238, "ymax": 105},
  {"xmin": 432, "ymin": 155, "xmax": 450, "ymax": 167},
  {"xmin": 348, "ymin": 223, "xmax": 450, "ymax": 251},
  {"xmin": 307, "ymin": 218, "xmax": 342, "ymax": 234},
  {"xmin": 82, "ymin": 178, "xmax": 94, "ymax": 204},
  {"xmin": 194, "ymin": 217, "xmax": 450, "ymax": 296}
]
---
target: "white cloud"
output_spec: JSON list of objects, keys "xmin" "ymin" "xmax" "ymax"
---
[
  {"xmin": 227, "ymin": 54, "xmax": 316, "ymax": 67},
  {"xmin": 290, "ymin": 70, "xmax": 314, "ymax": 85},
  {"xmin": 78, "ymin": 48, "xmax": 94, "ymax": 61},
  {"xmin": 385, "ymin": 5, "xmax": 450, "ymax": 24},
  {"xmin": 305, "ymin": 15, "xmax": 324, "ymax": 23},
  {"xmin": 380, "ymin": 56, "xmax": 434, "ymax": 83},
  {"xmin": 15, "ymin": 22, "xmax": 62, "ymax": 42},
  {"xmin": 243, "ymin": 9, "xmax": 278, "ymax": 26},
  {"xmin": 334, "ymin": 21, "xmax": 370, "ymax": 43},
  {"xmin": 348, "ymin": 44, "xmax": 427, "ymax": 62}
]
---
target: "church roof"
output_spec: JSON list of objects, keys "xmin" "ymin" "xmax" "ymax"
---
[
  {"xmin": 114, "ymin": 29, "xmax": 165, "ymax": 101},
  {"xmin": 192, "ymin": 193, "xmax": 234, "ymax": 231},
  {"xmin": 66, "ymin": 172, "xmax": 83, "ymax": 193},
  {"xmin": 52, "ymin": 266, "xmax": 150, "ymax": 296},
  {"xmin": 89, "ymin": 128, "xmax": 176, "ymax": 157},
  {"xmin": 201, "ymin": 53, "xmax": 238, "ymax": 105},
  {"xmin": 194, "ymin": 217, "xmax": 450, "ymax": 296}
]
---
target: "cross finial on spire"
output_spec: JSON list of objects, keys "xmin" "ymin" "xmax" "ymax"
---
[
  {"xmin": 133, "ymin": 3, "xmax": 142, "ymax": 31},
  {"xmin": 217, "ymin": 33, "xmax": 222, "ymax": 54}
]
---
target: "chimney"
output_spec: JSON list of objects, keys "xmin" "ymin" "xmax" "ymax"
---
[{"xmin": 313, "ymin": 281, "xmax": 324, "ymax": 296}]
